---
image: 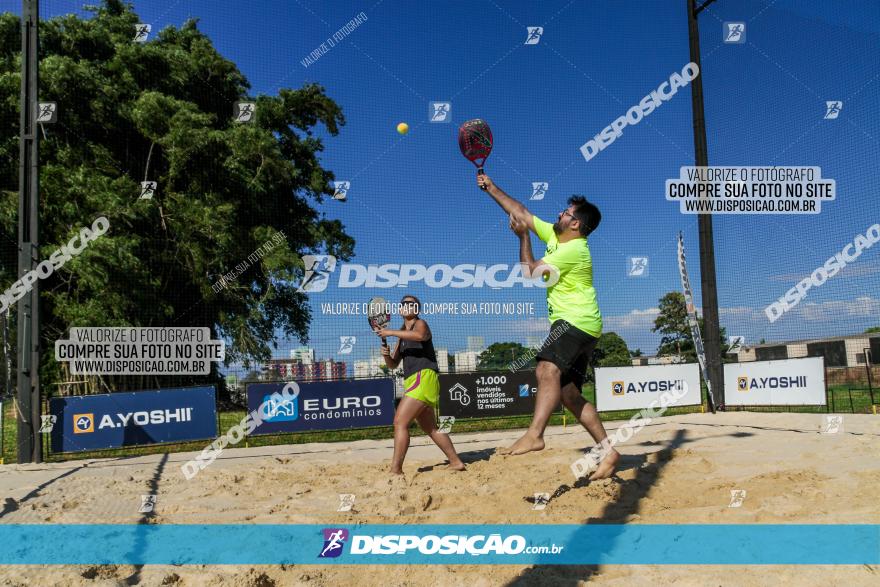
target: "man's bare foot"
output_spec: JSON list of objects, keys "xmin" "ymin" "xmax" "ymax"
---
[
  {"xmin": 446, "ymin": 461, "xmax": 466, "ymax": 471},
  {"xmin": 589, "ymin": 448, "xmax": 620, "ymax": 480},
  {"xmin": 497, "ymin": 433, "xmax": 545, "ymax": 456},
  {"xmin": 390, "ymin": 468, "xmax": 404, "ymax": 476}
]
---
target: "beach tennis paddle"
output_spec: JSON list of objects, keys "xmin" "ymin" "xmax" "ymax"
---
[
  {"xmin": 458, "ymin": 119, "xmax": 493, "ymax": 190},
  {"xmin": 367, "ymin": 296, "xmax": 391, "ymax": 349}
]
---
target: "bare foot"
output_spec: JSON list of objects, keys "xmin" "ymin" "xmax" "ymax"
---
[
  {"xmin": 497, "ymin": 433, "xmax": 545, "ymax": 456},
  {"xmin": 390, "ymin": 468, "xmax": 404, "ymax": 476},
  {"xmin": 589, "ymin": 448, "xmax": 620, "ymax": 480},
  {"xmin": 446, "ymin": 461, "xmax": 466, "ymax": 472}
]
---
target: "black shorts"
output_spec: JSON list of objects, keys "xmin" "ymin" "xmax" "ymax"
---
[{"xmin": 535, "ymin": 320, "xmax": 599, "ymax": 390}]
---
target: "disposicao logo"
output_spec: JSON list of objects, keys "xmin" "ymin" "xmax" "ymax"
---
[
  {"xmin": 298, "ymin": 255, "xmax": 337, "ymax": 293},
  {"xmin": 297, "ymin": 257, "xmax": 559, "ymax": 291},
  {"xmin": 348, "ymin": 533, "xmax": 528, "ymax": 556},
  {"xmin": 318, "ymin": 530, "xmax": 566, "ymax": 558},
  {"xmin": 319, "ymin": 528, "xmax": 349, "ymax": 558}
]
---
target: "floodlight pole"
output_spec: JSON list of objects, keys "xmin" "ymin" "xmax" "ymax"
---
[
  {"xmin": 17, "ymin": 0, "xmax": 41, "ymax": 463},
  {"xmin": 687, "ymin": 0, "xmax": 724, "ymax": 412}
]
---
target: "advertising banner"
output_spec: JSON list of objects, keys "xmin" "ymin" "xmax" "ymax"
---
[
  {"xmin": 49, "ymin": 386, "xmax": 217, "ymax": 453},
  {"xmin": 595, "ymin": 363, "xmax": 702, "ymax": 412},
  {"xmin": 246, "ymin": 378, "xmax": 394, "ymax": 435},
  {"xmin": 438, "ymin": 371, "xmax": 558, "ymax": 419},
  {"xmin": 724, "ymin": 357, "xmax": 826, "ymax": 406}
]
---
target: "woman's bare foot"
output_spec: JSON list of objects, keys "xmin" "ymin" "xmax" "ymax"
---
[
  {"xmin": 589, "ymin": 448, "xmax": 620, "ymax": 480},
  {"xmin": 497, "ymin": 433, "xmax": 545, "ymax": 456},
  {"xmin": 447, "ymin": 461, "xmax": 466, "ymax": 471}
]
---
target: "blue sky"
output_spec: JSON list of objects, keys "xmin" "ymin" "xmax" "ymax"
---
[{"xmin": 23, "ymin": 1, "xmax": 880, "ymax": 364}]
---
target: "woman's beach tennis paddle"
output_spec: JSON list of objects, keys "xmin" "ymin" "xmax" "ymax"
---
[{"xmin": 367, "ymin": 296, "xmax": 391, "ymax": 349}]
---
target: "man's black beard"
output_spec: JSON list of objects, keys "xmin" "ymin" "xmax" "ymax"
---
[{"xmin": 553, "ymin": 221, "xmax": 563, "ymax": 235}]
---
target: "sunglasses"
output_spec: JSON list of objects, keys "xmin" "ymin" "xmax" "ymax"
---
[{"xmin": 401, "ymin": 300, "xmax": 418, "ymax": 308}]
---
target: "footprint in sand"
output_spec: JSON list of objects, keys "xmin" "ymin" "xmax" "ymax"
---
[{"xmin": 420, "ymin": 493, "xmax": 439, "ymax": 512}]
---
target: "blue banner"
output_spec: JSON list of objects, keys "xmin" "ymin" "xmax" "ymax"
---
[
  {"xmin": 48, "ymin": 386, "xmax": 217, "ymax": 453},
  {"xmin": 0, "ymin": 524, "xmax": 876, "ymax": 565},
  {"xmin": 246, "ymin": 379, "xmax": 394, "ymax": 435}
]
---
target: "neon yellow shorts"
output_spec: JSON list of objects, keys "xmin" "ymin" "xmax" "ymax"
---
[{"xmin": 403, "ymin": 369, "xmax": 440, "ymax": 408}]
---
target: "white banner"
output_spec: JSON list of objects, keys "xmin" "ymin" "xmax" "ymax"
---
[
  {"xmin": 724, "ymin": 357, "xmax": 826, "ymax": 406},
  {"xmin": 595, "ymin": 363, "xmax": 702, "ymax": 412}
]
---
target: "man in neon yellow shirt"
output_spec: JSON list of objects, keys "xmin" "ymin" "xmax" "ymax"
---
[{"xmin": 477, "ymin": 173, "xmax": 619, "ymax": 480}]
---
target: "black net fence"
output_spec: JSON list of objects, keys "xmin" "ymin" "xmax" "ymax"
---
[{"xmin": 0, "ymin": 0, "xmax": 878, "ymax": 460}]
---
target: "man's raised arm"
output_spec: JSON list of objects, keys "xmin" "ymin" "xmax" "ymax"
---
[{"xmin": 477, "ymin": 174, "xmax": 536, "ymax": 233}]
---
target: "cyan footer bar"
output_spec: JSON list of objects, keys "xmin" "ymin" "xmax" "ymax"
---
[{"xmin": 0, "ymin": 524, "xmax": 877, "ymax": 565}]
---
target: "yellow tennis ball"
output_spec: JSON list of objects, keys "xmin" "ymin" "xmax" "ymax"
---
[{"xmin": 397, "ymin": 122, "xmax": 409, "ymax": 135}]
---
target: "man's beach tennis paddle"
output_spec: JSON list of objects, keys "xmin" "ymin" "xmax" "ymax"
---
[{"xmin": 459, "ymin": 119, "xmax": 493, "ymax": 190}]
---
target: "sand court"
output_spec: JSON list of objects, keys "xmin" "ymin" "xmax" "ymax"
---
[{"xmin": 0, "ymin": 412, "xmax": 877, "ymax": 586}]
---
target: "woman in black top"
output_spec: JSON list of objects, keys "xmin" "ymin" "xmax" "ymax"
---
[{"xmin": 375, "ymin": 295, "xmax": 465, "ymax": 476}]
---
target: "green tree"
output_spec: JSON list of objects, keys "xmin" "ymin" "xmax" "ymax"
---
[
  {"xmin": 652, "ymin": 292, "xmax": 727, "ymax": 361},
  {"xmin": 593, "ymin": 332, "xmax": 631, "ymax": 368},
  {"xmin": 241, "ymin": 370, "xmax": 263, "ymax": 384},
  {"xmin": 864, "ymin": 327, "xmax": 880, "ymax": 334},
  {"xmin": 477, "ymin": 342, "xmax": 533, "ymax": 371},
  {"xmin": 577, "ymin": 332, "xmax": 631, "ymax": 386},
  {"xmin": 653, "ymin": 292, "xmax": 690, "ymax": 358},
  {"xmin": 0, "ymin": 1, "xmax": 353, "ymax": 399}
]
